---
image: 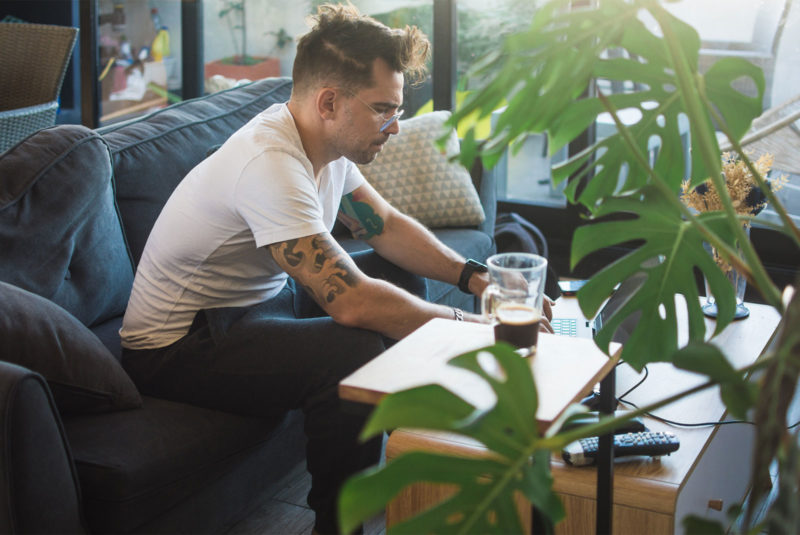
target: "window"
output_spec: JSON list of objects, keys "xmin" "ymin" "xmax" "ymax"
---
[
  {"xmin": 454, "ymin": 1, "xmax": 563, "ymax": 206},
  {"xmin": 201, "ymin": 0, "xmax": 433, "ymax": 116},
  {"xmin": 96, "ymin": 0, "xmax": 182, "ymax": 125},
  {"xmin": 641, "ymin": 0, "xmax": 800, "ymax": 285},
  {"xmin": 469, "ymin": 0, "xmax": 799, "ymax": 285},
  {"xmin": 202, "ymin": 1, "xmax": 300, "ymax": 94}
]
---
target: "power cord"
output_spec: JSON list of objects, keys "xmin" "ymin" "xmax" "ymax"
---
[
  {"xmin": 586, "ymin": 363, "xmax": 800, "ymax": 430},
  {"xmin": 615, "ymin": 364, "xmax": 754, "ymax": 428}
]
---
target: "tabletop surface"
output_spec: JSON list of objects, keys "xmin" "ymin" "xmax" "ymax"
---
[{"xmin": 339, "ymin": 312, "xmax": 621, "ymax": 428}]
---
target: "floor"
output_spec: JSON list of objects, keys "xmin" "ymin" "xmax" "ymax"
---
[{"xmin": 224, "ymin": 461, "xmax": 385, "ymax": 535}]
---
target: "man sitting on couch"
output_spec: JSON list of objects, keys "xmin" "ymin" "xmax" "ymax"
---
[{"xmin": 119, "ymin": 4, "xmax": 500, "ymax": 533}]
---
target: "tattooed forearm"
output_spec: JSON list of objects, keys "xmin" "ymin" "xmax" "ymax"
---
[
  {"xmin": 338, "ymin": 192, "xmax": 384, "ymax": 240},
  {"xmin": 310, "ymin": 235, "xmax": 339, "ymax": 273},
  {"xmin": 321, "ymin": 259, "xmax": 359, "ymax": 303},
  {"xmin": 269, "ymin": 234, "xmax": 360, "ymax": 306},
  {"xmin": 279, "ymin": 239, "xmax": 304, "ymax": 267}
]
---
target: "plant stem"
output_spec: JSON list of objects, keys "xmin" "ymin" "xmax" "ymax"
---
[{"xmin": 241, "ymin": 1, "xmax": 247, "ymax": 61}]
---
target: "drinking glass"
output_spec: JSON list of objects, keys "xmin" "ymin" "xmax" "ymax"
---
[{"xmin": 481, "ymin": 253, "xmax": 548, "ymax": 352}]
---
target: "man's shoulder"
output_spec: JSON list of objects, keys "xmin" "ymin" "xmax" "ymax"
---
[{"xmin": 234, "ymin": 103, "xmax": 306, "ymax": 159}]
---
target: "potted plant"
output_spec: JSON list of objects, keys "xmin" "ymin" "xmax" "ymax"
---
[
  {"xmin": 337, "ymin": 0, "xmax": 800, "ymax": 533},
  {"xmin": 204, "ymin": 0, "xmax": 282, "ymax": 82}
]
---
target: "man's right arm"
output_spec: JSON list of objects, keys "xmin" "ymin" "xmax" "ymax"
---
[{"xmin": 266, "ymin": 232, "xmax": 481, "ymax": 340}]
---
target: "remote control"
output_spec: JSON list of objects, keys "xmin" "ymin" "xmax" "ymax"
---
[
  {"xmin": 562, "ymin": 431, "xmax": 680, "ymax": 466},
  {"xmin": 561, "ymin": 411, "xmax": 646, "ymax": 435}
]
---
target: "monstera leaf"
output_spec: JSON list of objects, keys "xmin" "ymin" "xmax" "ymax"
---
[
  {"xmin": 449, "ymin": 0, "xmax": 773, "ymax": 363},
  {"xmin": 550, "ymin": 23, "xmax": 764, "ymax": 210},
  {"xmin": 453, "ymin": 0, "xmax": 763, "ymax": 191},
  {"xmin": 338, "ymin": 344, "xmax": 566, "ymax": 534},
  {"xmin": 570, "ymin": 185, "xmax": 739, "ymax": 368}
]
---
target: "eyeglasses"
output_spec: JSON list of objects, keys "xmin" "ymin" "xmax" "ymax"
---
[{"xmin": 346, "ymin": 91, "xmax": 404, "ymax": 132}]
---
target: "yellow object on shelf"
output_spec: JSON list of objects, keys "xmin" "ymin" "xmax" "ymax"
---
[
  {"xmin": 415, "ymin": 91, "xmax": 507, "ymax": 140},
  {"xmin": 151, "ymin": 27, "xmax": 170, "ymax": 61}
]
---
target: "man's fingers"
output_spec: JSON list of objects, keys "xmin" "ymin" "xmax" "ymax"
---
[{"xmin": 543, "ymin": 297, "xmax": 554, "ymax": 321}]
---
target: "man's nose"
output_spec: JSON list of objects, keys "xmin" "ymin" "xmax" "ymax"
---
[{"xmin": 383, "ymin": 117, "xmax": 401, "ymax": 135}]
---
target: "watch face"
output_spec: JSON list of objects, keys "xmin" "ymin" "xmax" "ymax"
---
[{"xmin": 467, "ymin": 259, "xmax": 488, "ymax": 271}]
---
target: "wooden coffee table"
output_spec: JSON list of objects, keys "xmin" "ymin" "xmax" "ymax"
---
[
  {"xmin": 339, "ymin": 296, "xmax": 782, "ymax": 534},
  {"xmin": 339, "ymin": 312, "xmax": 622, "ymax": 531}
]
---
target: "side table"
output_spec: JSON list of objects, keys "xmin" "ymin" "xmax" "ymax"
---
[{"xmin": 339, "ymin": 317, "xmax": 621, "ymax": 532}]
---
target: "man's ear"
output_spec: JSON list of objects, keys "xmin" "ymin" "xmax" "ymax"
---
[{"xmin": 316, "ymin": 88, "xmax": 337, "ymax": 122}]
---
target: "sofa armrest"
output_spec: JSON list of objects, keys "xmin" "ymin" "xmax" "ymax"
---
[
  {"xmin": 0, "ymin": 361, "xmax": 85, "ymax": 533},
  {"xmin": 470, "ymin": 160, "xmax": 497, "ymax": 237}
]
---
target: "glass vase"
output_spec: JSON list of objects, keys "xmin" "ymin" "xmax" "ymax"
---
[{"xmin": 702, "ymin": 225, "xmax": 750, "ymax": 320}]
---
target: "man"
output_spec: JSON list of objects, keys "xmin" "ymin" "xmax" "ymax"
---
[{"xmin": 120, "ymin": 4, "xmax": 546, "ymax": 533}]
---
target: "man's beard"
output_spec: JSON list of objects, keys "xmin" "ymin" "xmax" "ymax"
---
[{"xmin": 335, "ymin": 135, "xmax": 386, "ymax": 165}]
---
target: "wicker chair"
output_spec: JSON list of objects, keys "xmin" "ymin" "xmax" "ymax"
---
[
  {"xmin": 0, "ymin": 22, "xmax": 78, "ymax": 153},
  {"xmin": 720, "ymin": 94, "xmax": 800, "ymax": 175}
]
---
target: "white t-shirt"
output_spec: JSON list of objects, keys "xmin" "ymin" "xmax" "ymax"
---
[{"xmin": 120, "ymin": 103, "xmax": 366, "ymax": 349}]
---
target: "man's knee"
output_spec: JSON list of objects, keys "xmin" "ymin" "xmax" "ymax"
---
[{"xmin": 324, "ymin": 323, "xmax": 386, "ymax": 377}]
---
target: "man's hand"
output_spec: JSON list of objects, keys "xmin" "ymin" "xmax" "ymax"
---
[
  {"xmin": 540, "ymin": 296, "xmax": 555, "ymax": 334},
  {"xmin": 468, "ymin": 270, "xmax": 490, "ymax": 297}
]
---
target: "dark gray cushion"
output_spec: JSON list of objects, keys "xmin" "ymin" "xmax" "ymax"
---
[
  {"xmin": 0, "ymin": 281, "xmax": 142, "ymax": 415},
  {"xmin": 63, "ymin": 397, "xmax": 300, "ymax": 533},
  {"xmin": 0, "ymin": 124, "xmax": 134, "ymax": 327},
  {"xmin": 102, "ymin": 77, "xmax": 294, "ymax": 264}
]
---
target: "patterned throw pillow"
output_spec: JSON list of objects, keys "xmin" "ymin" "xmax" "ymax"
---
[{"xmin": 358, "ymin": 111, "xmax": 485, "ymax": 228}]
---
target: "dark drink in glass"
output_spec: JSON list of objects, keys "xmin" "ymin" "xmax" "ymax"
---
[{"xmin": 493, "ymin": 303, "xmax": 540, "ymax": 349}]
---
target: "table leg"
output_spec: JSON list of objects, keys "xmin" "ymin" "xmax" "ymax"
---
[{"xmin": 596, "ymin": 366, "xmax": 616, "ymax": 534}]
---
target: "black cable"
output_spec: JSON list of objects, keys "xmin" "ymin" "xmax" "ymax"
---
[
  {"xmin": 617, "ymin": 364, "xmax": 648, "ymax": 401},
  {"xmin": 616, "ymin": 364, "xmax": 753, "ymax": 427},
  {"xmin": 617, "ymin": 398, "xmax": 754, "ymax": 427},
  {"xmin": 611, "ymin": 364, "xmax": 800, "ymax": 429}
]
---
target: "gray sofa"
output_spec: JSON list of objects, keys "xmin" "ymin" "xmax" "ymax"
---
[{"xmin": 0, "ymin": 77, "xmax": 495, "ymax": 533}]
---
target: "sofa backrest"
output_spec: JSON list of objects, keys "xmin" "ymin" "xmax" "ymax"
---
[
  {"xmin": 0, "ymin": 125, "xmax": 134, "ymax": 327},
  {"xmin": 99, "ymin": 77, "xmax": 293, "ymax": 265}
]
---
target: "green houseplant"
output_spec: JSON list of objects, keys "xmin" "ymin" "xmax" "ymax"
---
[
  {"xmin": 338, "ymin": 0, "xmax": 800, "ymax": 533},
  {"xmin": 218, "ymin": 0, "xmax": 251, "ymax": 65},
  {"xmin": 204, "ymin": 0, "xmax": 281, "ymax": 81}
]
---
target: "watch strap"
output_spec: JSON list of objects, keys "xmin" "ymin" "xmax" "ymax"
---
[{"xmin": 458, "ymin": 259, "xmax": 488, "ymax": 294}]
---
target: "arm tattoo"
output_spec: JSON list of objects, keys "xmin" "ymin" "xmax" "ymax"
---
[
  {"xmin": 281, "ymin": 239, "xmax": 304, "ymax": 267},
  {"xmin": 310, "ymin": 235, "xmax": 358, "ymax": 302},
  {"xmin": 271, "ymin": 234, "xmax": 360, "ymax": 305},
  {"xmin": 321, "ymin": 259, "xmax": 359, "ymax": 303},
  {"xmin": 338, "ymin": 192, "xmax": 384, "ymax": 240}
]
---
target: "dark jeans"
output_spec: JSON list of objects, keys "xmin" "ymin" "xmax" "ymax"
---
[{"xmin": 121, "ymin": 250, "xmax": 427, "ymax": 534}]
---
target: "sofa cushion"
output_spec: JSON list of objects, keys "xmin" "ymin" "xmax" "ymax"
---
[
  {"xmin": 0, "ymin": 281, "xmax": 142, "ymax": 415},
  {"xmin": 357, "ymin": 110, "xmax": 485, "ymax": 228},
  {"xmin": 0, "ymin": 124, "xmax": 134, "ymax": 327},
  {"xmin": 63, "ymin": 397, "xmax": 301, "ymax": 533},
  {"xmin": 101, "ymin": 77, "xmax": 294, "ymax": 264}
]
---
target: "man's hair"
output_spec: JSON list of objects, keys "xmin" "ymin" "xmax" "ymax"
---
[{"xmin": 292, "ymin": 3, "xmax": 430, "ymax": 96}]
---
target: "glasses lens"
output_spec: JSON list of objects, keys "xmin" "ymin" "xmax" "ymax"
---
[{"xmin": 379, "ymin": 110, "xmax": 403, "ymax": 132}]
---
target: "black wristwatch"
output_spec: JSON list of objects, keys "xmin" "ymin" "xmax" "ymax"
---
[{"xmin": 458, "ymin": 259, "xmax": 488, "ymax": 293}]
